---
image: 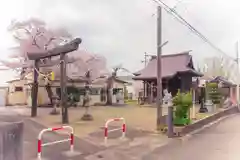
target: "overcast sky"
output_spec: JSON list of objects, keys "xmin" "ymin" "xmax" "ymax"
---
[{"xmin": 0, "ymin": 0, "xmax": 240, "ymax": 85}]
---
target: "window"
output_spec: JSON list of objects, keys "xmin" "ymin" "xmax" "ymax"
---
[
  {"xmin": 56, "ymin": 87, "xmax": 85, "ymax": 98},
  {"xmin": 15, "ymin": 87, "xmax": 23, "ymax": 92},
  {"xmin": 78, "ymin": 88, "xmax": 86, "ymax": 95},
  {"xmin": 100, "ymin": 88, "xmax": 106, "ymax": 102},
  {"xmin": 56, "ymin": 87, "xmax": 101, "ymax": 97},
  {"xmin": 113, "ymin": 88, "xmax": 123, "ymax": 95},
  {"xmin": 90, "ymin": 88, "xmax": 100, "ymax": 95}
]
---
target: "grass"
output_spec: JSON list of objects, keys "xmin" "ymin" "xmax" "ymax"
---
[
  {"xmin": 195, "ymin": 113, "xmax": 211, "ymax": 120},
  {"xmin": 124, "ymin": 99, "xmax": 138, "ymax": 105}
]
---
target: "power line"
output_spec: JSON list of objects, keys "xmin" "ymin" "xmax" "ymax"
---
[
  {"xmin": 172, "ymin": 1, "xmax": 210, "ymax": 39},
  {"xmin": 151, "ymin": 0, "xmax": 236, "ymax": 62},
  {"xmin": 172, "ymin": 0, "xmax": 184, "ymax": 9}
]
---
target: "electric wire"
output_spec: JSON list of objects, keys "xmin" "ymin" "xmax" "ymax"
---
[{"xmin": 152, "ymin": 0, "xmax": 236, "ymax": 62}]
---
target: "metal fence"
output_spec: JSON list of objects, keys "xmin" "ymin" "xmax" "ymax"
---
[{"xmin": 0, "ymin": 122, "xmax": 24, "ymax": 160}]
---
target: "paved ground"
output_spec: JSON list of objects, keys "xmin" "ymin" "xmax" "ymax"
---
[
  {"xmin": 143, "ymin": 113, "xmax": 240, "ymax": 160},
  {"xmin": 0, "ymin": 107, "xmax": 105, "ymax": 160},
  {"xmin": 2, "ymin": 107, "xmax": 240, "ymax": 160},
  {"xmin": 0, "ymin": 107, "xmax": 163, "ymax": 160}
]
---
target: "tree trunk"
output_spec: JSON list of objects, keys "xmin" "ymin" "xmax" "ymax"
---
[
  {"xmin": 31, "ymin": 60, "xmax": 39, "ymax": 117},
  {"xmin": 45, "ymin": 83, "xmax": 53, "ymax": 106},
  {"xmin": 106, "ymin": 77, "xmax": 113, "ymax": 105}
]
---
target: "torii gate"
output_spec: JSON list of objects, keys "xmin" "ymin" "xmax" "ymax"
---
[{"xmin": 27, "ymin": 38, "xmax": 82, "ymax": 124}]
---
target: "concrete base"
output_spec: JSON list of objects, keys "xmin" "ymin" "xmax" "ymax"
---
[
  {"xmin": 101, "ymin": 137, "xmax": 130, "ymax": 147},
  {"xmin": 199, "ymin": 107, "xmax": 208, "ymax": 113},
  {"xmin": 62, "ymin": 150, "xmax": 82, "ymax": 157},
  {"xmin": 33, "ymin": 158, "xmax": 49, "ymax": 160}
]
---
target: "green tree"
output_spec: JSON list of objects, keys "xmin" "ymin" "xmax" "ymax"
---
[
  {"xmin": 206, "ymin": 82, "xmax": 221, "ymax": 104},
  {"xmin": 173, "ymin": 91, "xmax": 192, "ymax": 126}
]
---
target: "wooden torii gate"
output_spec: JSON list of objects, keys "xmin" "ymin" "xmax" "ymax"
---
[{"xmin": 27, "ymin": 38, "xmax": 82, "ymax": 124}]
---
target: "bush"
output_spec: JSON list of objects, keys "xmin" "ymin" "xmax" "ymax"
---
[
  {"xmin": 173, "ymin": 91, "xmax": 192, "ymax": 126},
  {"xmin": 56, "ymin": 87, "xmax": 80, "ymax": 104},
  {"xmin": 206, "ymin": 82, "xmax": 221, "ymax": 104}
]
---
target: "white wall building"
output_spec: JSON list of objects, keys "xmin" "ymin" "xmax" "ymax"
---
[{"xmin": 118, "ymin": 76, "xmax": 143, "ymax": 100}]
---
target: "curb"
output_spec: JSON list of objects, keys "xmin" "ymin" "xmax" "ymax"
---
[
  {"xmin": 180, "ymin": 113, "xmax": 238, "ymax": 141},
  {"xmin": 179, "ymin": 106, "xmax": 239, "ymax": 136}
]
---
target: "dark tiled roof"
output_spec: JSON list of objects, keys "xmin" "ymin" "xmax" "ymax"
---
[
  {"xmin": 92, "ymin": 77, "xmax": 128, "ymax": 85},
  {"xmin": 6, "ymin": 79, "xmax": 22, "ymax": 83},
  {"xmin": 133, "ymin": 51, "xmax": 202, "ymax": 80},
  {"xmin": 114, "ymin": 77, "xmax": 128, "ymax": 84},
  {"xmin": 117, "ymin": 76, "xmax": 134, "ymax": 81},
  {"xmin": 210, "ymin": 76, "xmax": 236, "ymax": 87}
]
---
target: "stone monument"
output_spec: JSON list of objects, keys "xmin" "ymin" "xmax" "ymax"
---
[{"xmin": 0, "ymin": 122, "xmax": 24, "ymax": 160}]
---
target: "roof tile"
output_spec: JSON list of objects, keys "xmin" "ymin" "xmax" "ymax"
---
[{"xmin": 134, "ymin": 51, "xmax": 201, "ymax": 79}]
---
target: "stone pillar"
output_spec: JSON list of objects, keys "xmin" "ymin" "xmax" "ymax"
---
[
  {"xmin": 143, "ymin": 81, "xmax": 146, "ymax": 98},
  {"xmin": 150, "ymin": 82, "xmax": 153, "ymax": 103},
  {"xmin": 145, "ymin": 81, "xmax": 147, "ymax": 98},
  {"xmin": 31, "ymin": 60, "xmax": 39, "ymax": 117},
  {"xmin": 0, "ymin": 122, "xmax": 24, "ymax": 160},
  {"xmin": 231, "ymin": 87, "xmax": 237, "ymax": 105},
  {"xmin": 60, "ymin": 54, "xmax": 68, "ymax": 124}
]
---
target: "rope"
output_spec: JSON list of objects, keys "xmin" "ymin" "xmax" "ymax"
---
[
  {"xmin": 34, "ymin": 59, "xmax": 65, "ymax": 78},
  {"xmin": 22, "ymin": 58, "xmax": 66, "ymax": 86},
  {"xmin": 34, "ymin": 67, "xmax": 51, "ymax": 78}
]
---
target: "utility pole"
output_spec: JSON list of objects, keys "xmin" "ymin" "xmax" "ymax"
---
[
  {"xmin": 156, "ymin": 5, "xmax": 163, "ymax": 130},
  {"xmin": 141, "ymin": 52, "xmax": 152, "ymax": 67},
  {"xmin": 236, "ymin": 41, "xmax": 239, "ymax": 108},
  {"xmin": 144, "ymin": 52, "xmax": 148, "ymax": 67},
  {"xmin": 236, "ymin": 41, "xmax": 239, "ymax": 64}
]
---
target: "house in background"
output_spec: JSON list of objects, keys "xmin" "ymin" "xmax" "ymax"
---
[
  {"xmin": 133, "ymin": 51, "xmax": 203, "ymax": 103},
  {"xmin": 0, "ymin": 86, "xmax": 8, "ymax": 106},
  {"xmin": 209, "ymin": 76, "xmax": 236, "ymax": 104},
  {"xmin": 6, "ymin": 76, "xmax": 127, "ymax": 107},
  {"xmin": 192, "ymin": 74, "xmax": 237, "ymax": 106},
  {"xmin": 89, "ymin": 77, "xmax": 127, "ymax": 105},
  {"xmin": 117, "ymin": 75, "xmax": 143, "ymax": 100},
  {"xmin": 7, "ymin": 79, "xmax": 28, "ymax": 106}
]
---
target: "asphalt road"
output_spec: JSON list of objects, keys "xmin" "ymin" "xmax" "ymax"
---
[{"xmin": 144, "ymin": 113, "xmax": 240, "ymax": 160}]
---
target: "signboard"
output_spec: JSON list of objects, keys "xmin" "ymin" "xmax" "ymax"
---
[{"xmin": 50, "ymin": 71, "xmax": 55, "ymax": 81}]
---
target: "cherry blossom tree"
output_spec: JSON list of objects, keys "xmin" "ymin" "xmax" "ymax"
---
[
  {"xmin": 68, "ymin": 51, "xmax": 109, "ymax": 120},
  {"xmin": 2, "ymin": 18, "xmax": 109, "ymax": 111},
  {"xmin": 2, "ymin": 18, "xmax": 75, "ymax": 109},
  {"xmin": 3, "ymin": 18, "xmax": 73, "ymax": 78}
]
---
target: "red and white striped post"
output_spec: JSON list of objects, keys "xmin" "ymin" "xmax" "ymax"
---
[
  {"xmin": 37, "ymin": 126, "xmax": 74, "ymax": 159},
  {"xmin": 104, "ymin": 117, "xmax": 126, "ymax": 144}
]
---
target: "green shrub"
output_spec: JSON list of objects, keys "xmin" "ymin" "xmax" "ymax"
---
[
  {"xmin": 56, "ymin": 87, "xmax": 80, "ymax": 102},
  {"xmin": 173, "ymin": 117, "xmax": 191, "ymax": 126},
  {"xmin": 173, "ymin": 91, "xmax": 192, "ymax": 126},
  {"xmin": 206, "ymin": 82, "xmax": 221, "ymax": 104}
]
